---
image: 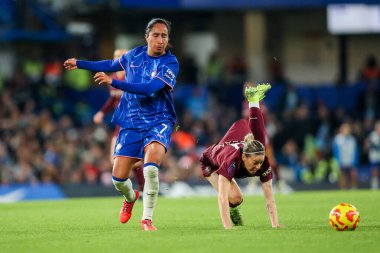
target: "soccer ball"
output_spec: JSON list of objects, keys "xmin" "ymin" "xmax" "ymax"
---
[{"xmin": 329, "ymin": 203, "xmax": 360, "ymax": 231}]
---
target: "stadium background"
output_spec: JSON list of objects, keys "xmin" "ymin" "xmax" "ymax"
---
[{"xmin": 0, "ymin": 0, "xmax": 380, "ymax": 201}]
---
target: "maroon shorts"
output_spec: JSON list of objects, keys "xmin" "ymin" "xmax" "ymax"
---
[{"xmin": 199, "ymin": 152, "xmax": 217, "ymax": 178}]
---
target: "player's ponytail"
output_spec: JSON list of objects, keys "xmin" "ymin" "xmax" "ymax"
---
[{"xmin": 242, "ymin": 133, "xmax": 265, "ymax": 156}]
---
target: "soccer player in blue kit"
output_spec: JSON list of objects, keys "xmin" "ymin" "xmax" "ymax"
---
[{"xmin": 64, "ymin": 18, "xmax": 178, "ymax": 231}]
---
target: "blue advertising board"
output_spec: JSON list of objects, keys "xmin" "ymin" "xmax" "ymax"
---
[{"xmin": 0, "ymin": 184, "xmax": 65, "ymax": 203}]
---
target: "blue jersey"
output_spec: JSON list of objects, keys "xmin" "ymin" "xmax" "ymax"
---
[{"xmin": 112, "ymin": 46, "xmax": 179, "ymax": 129}]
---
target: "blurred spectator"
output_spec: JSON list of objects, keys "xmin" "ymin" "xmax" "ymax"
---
[
  {"xmin": 180, "ymin": 55, "xmax": 199, "ymax": 84},
  {"xmin": 204, "ymin": 52, "xmax": 224, "ymax": 91},
  {"xmin": 64, "ymin": 68, "xmax": 91, "ymax": 92},
  {"xmin": 23, "ymin": 54, "xmax": 44, "ymax": 84},
  {"xmin": 226, "ymin": 56, "xmax": 247, "ymax": 84},
  {"xmin": 366, "ymin": 120, "xmax": 380, "ymax": 189},
  {"xmin": 268, "ymin": 58, "xmax": 287, "ymax": 84},
  {"xmin": 281, "ymin": 140, "xmax": 304, "ymax": 182},
  {"xmin": 314, "ymin": 152, "xmax": 339, "ymax": 183},
  {"xmin": 314, "ymin": 103, "xmax": 333, "ymax": 155},
  {"xmin": 282, "ymin": 84, "xmax": 300, "ymax": 114},
  {"xmin": 0, "ymin": 71, "xmax": 4, "ymax": 93},
  {"xmin": 44, "ymin": 57, "xmax": 63, "ymax": 88},
  {"xmin": 282, "ymin": 103, "xmax": 315, "ymax": 151},
  {"xmin": 358, "ymin": 55, "xmax": 380, "ymax": 119},
  {"xmin": 359, "ymin": 55, "xmax": 380, "ymax": 83},
  {"xmin": 0, "ymin": 142, "xmax": 13, "ymax": 184},
  {"xmin": 185, "ymin": 87, "xmax": 208, "ymax": 120},
  {"xmin": 171, "ymin": 129, "xmax": 196, "ymax": 155},
  {"xmin": 333, "ymin": 123, "xmax": 359, "ymax": 189}
]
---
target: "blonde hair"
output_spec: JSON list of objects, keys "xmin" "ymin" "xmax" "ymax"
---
[{"xmin": 242, "ymin": 133, "xmax": 265, "ymax": 155}]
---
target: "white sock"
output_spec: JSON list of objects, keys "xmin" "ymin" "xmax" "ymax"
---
[
  {"xmin": 112, "ymin": 176, "xmax": 136, "ymax": 203},
  {"xmin": 142, "ymin": 163, "xmax": 159, "ymax": 220},
  {"xmin": 249, "ymin": 102, "xmax": 260, "ymax": 108}
]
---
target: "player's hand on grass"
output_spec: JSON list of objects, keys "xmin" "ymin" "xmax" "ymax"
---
[
  {"xmin": 63, "ymin": 58, "xmax": 78, "ymax": 70},
  {"xmin": 94, "ymin": 72, "xmax": 112, "ymax": 85}
]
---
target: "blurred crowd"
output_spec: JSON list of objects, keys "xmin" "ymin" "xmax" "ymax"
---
[{"xmin": 1, "ymin": 52, "xmax": 380, "ymax": 190}]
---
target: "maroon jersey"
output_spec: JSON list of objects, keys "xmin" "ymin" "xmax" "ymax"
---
[
  {"xmin": 200, "ymin": 108, "xmax": 272, "ymax": 182},
  {"xmin": 99, "ymin": 73, "xmax": 123, "ymax": 113}
]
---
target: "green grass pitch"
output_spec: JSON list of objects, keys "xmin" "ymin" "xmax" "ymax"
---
[{"xmin": 1, "ymin": 190, "xmax": 379, "ymax": 253}]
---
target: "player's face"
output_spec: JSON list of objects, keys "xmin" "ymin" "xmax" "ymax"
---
[
  {"xmin": 146, "ymin": 23, "xmax": 169, "ymax": 57},
  {"xmin": 242, "ymin": 153, "xmax": 265, "ymax": 174}
]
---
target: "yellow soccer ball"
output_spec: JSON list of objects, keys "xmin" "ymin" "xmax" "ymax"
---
[{"xmin": 329, "ymin": 203, "xmax": 360, "ymax": 231}]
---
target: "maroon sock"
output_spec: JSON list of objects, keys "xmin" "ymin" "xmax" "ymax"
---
[{"xmin": 249, "ymin": 107, "xmax": 266, "ymax": 145}]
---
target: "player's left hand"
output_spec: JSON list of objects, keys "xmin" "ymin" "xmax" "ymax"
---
[{"xmin": 94, "ymin": 72, "xmax": 112, "ymax": 85}]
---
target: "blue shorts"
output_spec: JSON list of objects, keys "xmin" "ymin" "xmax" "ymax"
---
[{"xmin": 114, "ymin": 121, "xmax": 174, "ymax": 159}]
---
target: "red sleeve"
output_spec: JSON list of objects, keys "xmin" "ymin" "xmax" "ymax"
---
[
  {"xmin": 99, "ymin": 96, "xmax": 117, "ymax": 113},
  {"xmin": 249, "ymin": 107, "xmax": 266, "ymax": 146}
]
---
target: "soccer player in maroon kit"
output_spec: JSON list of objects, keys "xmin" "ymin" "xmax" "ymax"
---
[
  {"xmin": 93, "ymin": 49, "xmax": 145, "ymax": 192},
  {"xmin": 242, "ymin": 96, "xmax": 292, "ymax": 193},
  {"xmin": 200, "ymin": 83, "xmax": 282, "ymax": 229}
]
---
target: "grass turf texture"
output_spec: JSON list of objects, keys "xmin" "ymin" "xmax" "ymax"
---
[{"xmin": 1, "ymin": 190, "xmax": 379, "ymax": 253}]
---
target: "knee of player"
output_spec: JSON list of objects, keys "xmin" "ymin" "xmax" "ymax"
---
[{"xmin": 229, "ymin": 195, "xmax": 243, "ymax": 207}]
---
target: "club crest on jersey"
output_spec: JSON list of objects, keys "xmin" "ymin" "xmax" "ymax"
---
[
  {"xmin": 227, "ymin": 162, "xmax": 236, "ymax": 177},
  {"xmin": 151, "ymin": 70, "xmax": 157, "ymax": 77},
  {"xmin": 204, "ymin": 166, "xmax": 212, "ymax": 175},
  {"xmin": 164, "ymin": 67, "xmax": 175, "ymax": 82}
]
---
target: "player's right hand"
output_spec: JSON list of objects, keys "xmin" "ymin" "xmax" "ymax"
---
[
  {"xmin": 63, "ymin": 58, "xmax": 78, "ymax": 70},
  {"xmin": 93, "ymin": 111, "xmax": 104, "ymax": 124}
]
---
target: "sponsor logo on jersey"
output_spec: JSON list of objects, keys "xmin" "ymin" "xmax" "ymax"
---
[
  {"xmin": 164, "ymin": 68, "xmax": 175, "ymax": 82},
  {"xmin": 262, "ymin": 167, "xmax": 272, "ymax": 177}
]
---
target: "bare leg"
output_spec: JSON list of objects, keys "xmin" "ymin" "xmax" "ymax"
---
[
  {"xmin": 110, "ymin": 136, "xmax": 117, "ymax": 164},
  {"xmin": 112, "ymin": 156, "xmax": 139, "ymax": 202},
  {"xmin": 206, "ymin": 172, "xmax": 243, "ymax": 206}
]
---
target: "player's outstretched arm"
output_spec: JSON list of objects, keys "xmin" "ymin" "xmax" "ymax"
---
[
  {"xmin": 261, "ymin": 179, "xmax": 282, "ymax": 228},
  {"xmin": 94, "ymin": 72, "xmax": 166, "ymax": 96},
  {"xmin": 63, "ymin": 58, "xmax": 78, "ymax": 70},
  {"xmin": 218, "ymin": 174, "xmax": 233, "ymax": 229},
  {"xmin": 64, "ymin": 58, "xmax": 123, "ymax": 72}
]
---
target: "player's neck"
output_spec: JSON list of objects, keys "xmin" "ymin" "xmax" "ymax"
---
[{"xmin": 148, "ymin": 52, "xmax": 165, "ymax": 57}]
